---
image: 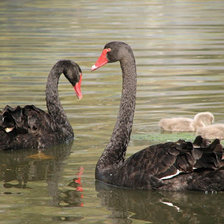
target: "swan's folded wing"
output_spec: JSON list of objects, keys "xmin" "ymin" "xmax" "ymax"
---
[
  {"xmin": 115, "ymin": 137, "xmax": 223, "ymax": 188},
  {"xmin": 0, "ymin": 105, "xmax": 55, "ymax": 150},
  {"xmin": 1, "ymin": 105, "xmax": 53, "ymax": 133},
  {"xmin": 1, "ymin": 105, "xmax": 27, "ymax": 133},
  {"xmin": 23, "ymin": 105, "xmax": 54, "ymax": 133},
  {"xmin": 114, "ymin": 141, "xmax": 187, "ymax": 188},
  {"xmin": 122, "ymin": 140, "xmax": 194, "ymax": 178},
  {"xmin": 194, "ymin": 139, "xmax": 223, "ymax": 169}
]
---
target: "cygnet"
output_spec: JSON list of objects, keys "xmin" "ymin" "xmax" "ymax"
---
[
  {"xmin": 159, "ymin": 112, "xmax": 214, "ymax": 132},
  {"xmin": 197, "ymin": 123, "xmax": 224, "ymax": 140}
]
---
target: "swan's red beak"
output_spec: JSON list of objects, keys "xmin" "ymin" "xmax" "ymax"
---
[
  {"xmin": 74, "ymin": 74, "xmax": 83, "ymax": 100},
  {"xmin": 91, "ymin": 48, "xmax": 110, "ymax": 71}
]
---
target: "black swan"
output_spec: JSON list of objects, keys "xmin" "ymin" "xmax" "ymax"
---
[
  {"xmin": 0, "ymin": 60, "xmax": 82, "ymax": 150},
  {"xmin": 159, "ymin": 112, "xmax": 214, "ymax": 132},
  {"xmin": 91, "ymin": 41, "xmax": 224, "ymax": 191}
]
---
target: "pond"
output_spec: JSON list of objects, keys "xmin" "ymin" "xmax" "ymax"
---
[{"xmin": 1, "ymin": 0, "xmax": 224, "ymax": 223}]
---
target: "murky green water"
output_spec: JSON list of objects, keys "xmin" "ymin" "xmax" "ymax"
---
[{"xmin": 1, "ymin": 0, "xmax": 224, "ymax": 223}]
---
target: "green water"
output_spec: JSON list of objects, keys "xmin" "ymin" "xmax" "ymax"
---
[{"xmin": 1, "ymin": 0, "xmax": 224, "ymax": 223}]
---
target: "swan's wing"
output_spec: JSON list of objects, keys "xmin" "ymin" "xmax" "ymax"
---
[
  {"xmin": 114, "ymin": 136, "xmax": 223, "ymax": 189},
  {"xmin": 23, "ymin": 105, "xmax": 54, "ymax": 133},
  {"xmin": 122, "ymin": 140, "xmax": 195, "ymax": 177},
  {"xmin": 1, "ymin": 105, "xmax": 53, "ymax": 134},
  {"xmin": 0, "ymin": 105, "xmax": 55, "ymax": 150},
  {"xmin": 194, "ymin": 138, "xmax": 223, "ymax": 169}
]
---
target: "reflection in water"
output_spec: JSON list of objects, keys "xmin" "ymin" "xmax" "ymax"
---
[
  {"xmin": 56, "ymin": 166, "xmax": 84, "ymax": 207},
  {"xmin": 0, "ymin": 141, "xmax": 84, "ymax": 208},
  {"xmin": 96, "ymin": 181, "xmax": 224, "ymax": 224}
]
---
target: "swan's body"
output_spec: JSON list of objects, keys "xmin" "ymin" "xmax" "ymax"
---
[
  {"xmin": 92, "ymin": 41, "xmax": 224, "ymax": 191},
  {"xmin": 159, "ymin": 112, "xmax": 214, "ymax": 132},
  {"xmin": 197, "ymin": 123, "xmax": 224, "ymax": 140},
  {"xmin": 0, "ymin": 60, "xmax": 82, "ymax": 150}
]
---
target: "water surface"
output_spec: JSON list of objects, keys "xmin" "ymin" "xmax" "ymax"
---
[{"xmin": 1, "ymin": 0, "xmax": 224, "ymax": 223}]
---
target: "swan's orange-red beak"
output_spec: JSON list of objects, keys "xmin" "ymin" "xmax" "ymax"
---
[
  {"xmin": 91, "ymin": 48, "xmax": 111, "ymax": 71},
  {"xmin": 74, "ymin": 74, "xmax": 83, "ymax": 100}
]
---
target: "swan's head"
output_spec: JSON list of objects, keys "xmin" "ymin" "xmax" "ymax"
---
[
  {"xmin": 59, "ymin": 60, "xmax": 83, "ymax": 100},
  {"xmin": 193, "ymin": 112, "xmax": 214, "ymax": 128},
  {"xmin": 91, "ymin": 41, "xmax": 133, "ymax": 71}
]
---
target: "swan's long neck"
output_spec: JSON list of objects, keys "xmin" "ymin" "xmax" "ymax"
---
[
  {"xmin": 97, "ymin": 55, "xmax": 137, "ymax": 171},
  {"xmin": 45, "ymin": 65, "xmax": 73, "ymax": 137}
]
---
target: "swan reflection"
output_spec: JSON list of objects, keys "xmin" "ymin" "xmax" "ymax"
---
[
  {"xmin": 96, "ymin": 181, "xmax": 224, "ymax": 223},
  {"xmin": 0, "ymin": 142, "xmax": 84, "ymax": 208}
]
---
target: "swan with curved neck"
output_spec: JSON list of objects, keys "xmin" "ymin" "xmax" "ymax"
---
[
  {"xmin": 0, "ymin": 60, "xmax": 82, "ymax": 150},
  {"xmin": 92, "ymin": 41, "xmax": 224, "ymax": 191}
]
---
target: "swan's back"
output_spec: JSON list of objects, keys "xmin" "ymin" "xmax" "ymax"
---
[
  {"xmin": 159, "ymin": 117, "xmax": 194, "ymax": 132},
  {"xmin": 197, "ymin": 124, "xmax": 224, "ymax": 140},
  {"xmin": 0, "ymin": 105, "xmax": 61, "ymax": 150},
  {"xmin": 98, "ymin": 136, "xmax": 224, "ymax": 190}
]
